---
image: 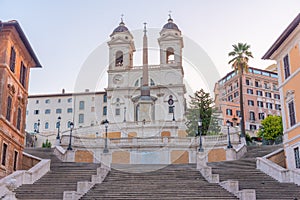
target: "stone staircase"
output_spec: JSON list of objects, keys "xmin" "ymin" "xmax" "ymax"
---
[
  {"xmin": 80, "ymin": 164, "xmax": 238, "ymax": 200},
  {"xmin": 208, "ymin": 145, "xmax": 300, "ymax": 200},
  {"xmin": 14, "ymin": 148, "xmax": 99, "ymax": 200}
]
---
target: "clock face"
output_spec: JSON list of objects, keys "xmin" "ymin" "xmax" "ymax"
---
[{"xmin": 113, "ymin": 74, "xmax": 123, "ymax": 84}]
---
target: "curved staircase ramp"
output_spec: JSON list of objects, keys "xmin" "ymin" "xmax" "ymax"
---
[
  {"xmin": 80, "ymin": 164, "xmax": 238, "ymax": 200},
  {"xmin": 13, "ymin": 148, "xmax": 100, "ymax": 200},
  {"xmin": 208, "ymin": 145, "xmax": 300, "ymax": 200}
]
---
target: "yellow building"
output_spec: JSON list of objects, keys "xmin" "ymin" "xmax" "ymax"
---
[{"xmin": 263, "ymin": 14, "xmax": 300, "ymax": 170}]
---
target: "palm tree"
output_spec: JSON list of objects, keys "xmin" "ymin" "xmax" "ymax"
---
[{"xmin": 228, "ymin": 43, "xmax": 253, "ymax": 138}]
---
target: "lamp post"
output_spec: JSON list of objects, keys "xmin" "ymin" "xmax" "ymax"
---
[
  {"xmin": 34, "ymin": 119, "xmax": 40, "ymax": 133},
  {"xmin": 226, "ymin": 120, "xmax": 233, "ymax": 148},
  {"xmin": 198, "ymin": 118, "xmax": 204, "ymax": 152},
  {"xmin": 123, "ymin": 107, "xmax": 126, "ymax": 122},
  {"xmin": 33, "ymin": 119, "xmax": 40, "ymax": 148},
  {"xmin": 67, "ymin": 122, "xmax": 74, "ymax": 150},
  {"xmin": 56, "ymin": 116, "xmax": 61, "ymax": 141},
  {"xmin": 102, "ymin": 119, "xmax": 109, "ymax": 153}
]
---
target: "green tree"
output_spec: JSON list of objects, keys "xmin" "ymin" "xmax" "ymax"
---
[
  {"xmin": 42, "ymin": 139, "xmax": 52, "ymax": 148},
  {"xmin": 257, "ymin": 115, "xmax": 283, "ymax": 141},
  {"xmin": 228, "ymin": 43, "xmax": 253, "ymax": 138},
  {"xmin": 186, "ymin": 89, "xmax": 221, "ymax": 136}
]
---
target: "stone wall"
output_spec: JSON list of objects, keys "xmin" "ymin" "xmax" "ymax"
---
[
  {"xmin": 267, "ymin": 149, "xmax": 286, "ymax": 168},
  {"xmin": 22, "ymin": 153, "xmax": 40, "ymax": 170}
]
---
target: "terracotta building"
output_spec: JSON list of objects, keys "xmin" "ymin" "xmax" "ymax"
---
[
  {"xmin": 214, "ymin": 67, "xmax": 281, "ymax": 136},
  {"xmin": 263, "ymin": 13, "xmax": 300, "ymax": 170},
  {"xmin": 0, "ymin": 20, "xmax": 41, "ymax": 178}
]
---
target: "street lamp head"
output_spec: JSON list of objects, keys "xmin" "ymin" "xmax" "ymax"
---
[
  {"xmin": 198, "ymin": 118, "xmax": 202, "ymax": 127},
  {"xmin": 70, "ymin": 122, "xmax": 74, "ymax": 129},
  {"xmin": 226, "ymin": 120, "xmax": 231, "ymax": 127},
  {"xmin": 102, "ymin": 119, "xmax": 109, "ymax": 128}
]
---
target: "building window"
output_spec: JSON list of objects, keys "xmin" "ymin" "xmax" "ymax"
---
[
  {"xmin": 6, "ymin": 96, "xmax": 12, "ymax": 121},
  {"xmin": 226, "ymin": 109, "xmax": 232, "ymax": 116},
  {"xmin": 264, "ymin": 82, "xmax": 270, "ymax": 89},
  {"xmin": 247, "ymin": 89, "xmax": 253, "ymax": 94},
  {"xmin": 103, "ymin": 94, "xmax": 107, "ymax": 102},
  {"xmin": 34, "ymin": 110, "xmax": 39, "ymax": 115},
  {"xmin": 288, "ymin": 101, "xmax": 296, "ymax": 127},
  {"xmin": 36, "ymin": 100, "xmax": 39, "ymax": 104},
  {"xmin": 9, "ymin": 47, "xmax": 16, "ymax": 73},
  {"xmin": 67, "ymin": 98, "xmax": 72, "ymax": 103},
  {"xmin": 266, "ymin": 103, "xmax": 273, "ymax": 109},
  {"xmin": 248, "ymin": 100, "xmax": 254, "ymax": 106},
  {"xmin": 79, "ymin": 101, "xmax": 85, "ymax": 110},
  {"xmin": 67, "ymin": 108, "xmax": 73, "ymax": 113},
  {"xmin": 265, "ymin": 92, "xmax": 272, "ymax": 98},
  {"xmin": 283, "ymin": 55, "xmax": 291, "ymax": 79},
  {"xmin": 236, "ymin": 110, "xmax": 241, "ymax": 117},
  {"xmin": 91, "ymin": 107, "xmax": 95, "ymax": 112},
  {"xmin": 256, "ymin": 90, "xmax": 263, "ymax": 96},
  {"xmin": 67, "ymin": 121, "xmax": 72, "ymax": 128},
  {"xmin": 249, "ymin": 124, "xmax": 257, "ymax": 130},
  {"xmin": 275, "ymin": 104, "xmax": 281, "ymax": 111},
  {"xmin": 16, "ymin": 108, "xmax": 22, "ymax": 130},
  {"xmin": 13, "ymin": 151, "xmax": 18, "ymax": 171},
  {"xmin": 294, "ymin": 147, "xmax": 300, "ymax": 169},
  {"xmin": 257, "ymin": 101, "xmax": 264, "ymax": 108},
  {"xmin": 1, "ymin": 143, "xmax": 8, "ymax": 166},
  {"xmin": 58, "ymin": 99, "xmax": 61, "ymax": 103},
  {"xmin": 45, "ymin": 109, "xmax": 51, "ymax": 114},
  {"xmin": 45, "ymin": 99, "xmax": 50, "ymax": 104},
  {"xmin": 233, "ymin": 91, "xmax": 239, "ymax": 98},
  {"xmin": 274, "ymin": 94, "xmax": 280, "ymax": 99},
  {"xmin": 228, "ymin": 95, "xmax": 233, "ymax": 102},
  {"xmin": 259, "ymin": 113, "xmax": 265, "ymax": 120},
  {"xmin": 246, "ymin": 79, "xmax": 250, "ymax": 85},
  {"xmin": 166, "ymin": 47, "xmax": 175, "ymax": 64},
  {"xmin": 255, "ymin": 81, "xmax": 261, "ymax": 87},
  {"xmin": 250, "ymin": 111, "xmax": 255, "ymax": 121},
  {"xmin": 103, "ymin": 106, "xmax": 107, "ymax": 116},
  {"xmin": 45, "ymin": 122, "xmax": 49, "ymax": 129},
  {"xmin": 115, "ymin": 51, "xmax": 123, "ymax": 66},
  {"xmin": 79, "ymin": 114, "xmax": 84, "ymax": 123},
  {"xmin": 56, "ymin": 108, "xmax": 62, "ymax": 114},
  {"xmin": 115, "ymin": 108, "xmax": 120, "ymax": 115},
  {"xmin": 20, "ymin": 62, "xmax": 27, "ymax": 88}
]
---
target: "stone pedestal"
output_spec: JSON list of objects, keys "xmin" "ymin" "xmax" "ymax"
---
[
  {"xmin": 196, "ymin": 151, "xmax": 207, "ymax": 169},
  {"xmin": 65, "ymin": 150, "xmax": 75, "ymax": 162},
  {"xmin": 226, "ymin": 148, "xmax": 237, "ymax": 161},
  {"xmin": 101, "ymin": 152, "xmax": 112, "ymax": 168}
]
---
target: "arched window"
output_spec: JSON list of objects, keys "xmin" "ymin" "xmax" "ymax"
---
[
  {"xmin": 166, "ymin": 47, "xmax": 175, "ymax": 64},
  {"xmin": 115, "ymin": 51, "xmax": 123, "ymax": 66},
  {"xmin": 103, "ymin": 106, "xmax": 107, "ymax": 116},
  {"xmin": 45, "ymin": 122, "xmax": 49, "ymax": 129}
]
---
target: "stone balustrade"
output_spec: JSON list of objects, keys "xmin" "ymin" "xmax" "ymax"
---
[
  {"xmin": 257, "ymin": 148, "xmax": 300, "ymax": 185},
  {"xmin": 0, "ymin": 153, "xmax": 50, "ymax": 199}
]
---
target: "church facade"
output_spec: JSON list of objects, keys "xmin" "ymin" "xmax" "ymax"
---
[{"xmin": 105, "ymin": 16, "xmax": 187, "ymax": 138}]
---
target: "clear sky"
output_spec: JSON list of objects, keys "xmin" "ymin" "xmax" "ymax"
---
[{"xmin": 1, "ymin": 0, "xmax": 299, "ymax": 95}]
